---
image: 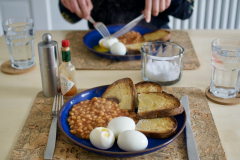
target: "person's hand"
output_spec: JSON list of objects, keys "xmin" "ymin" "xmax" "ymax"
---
[
  {"xmin": 61, "ymin": 0, "xmax": 93, "ymax": 20},
  {"xmin": 143, "ymin": 0, "xmax": 171, "ymax": 23}
]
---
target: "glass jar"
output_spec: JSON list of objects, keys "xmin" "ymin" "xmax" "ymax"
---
[{"xmin": 141, "ymin": 41, "xmax": 185, "ymax": 86}]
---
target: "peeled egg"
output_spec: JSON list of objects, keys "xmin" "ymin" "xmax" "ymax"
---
[
  {"xmin": 107, "ymin": 117, "xmax": 135, "ymax": 138},
  {"xmin": 99, "ymin": 37, "xmax": 119, "ymax": 49},
  {"xmin": 90, "ymin": 127, "xmax": 115, "ymax": 149},
  {"xmin": 110, "ymin": 42, "xmax": 127, "ymax": 55},
  {"xmin": 117, "ymin": 130, "xmax": 148, "ymax": 152}
]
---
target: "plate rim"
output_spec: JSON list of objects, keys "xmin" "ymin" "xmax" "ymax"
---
[
  {"xmin": 58, "ymin": 85, "xmax": 186, "ymax": 156},
  {"xmin": 83, "ymin": 24, "xmax": 158, "ymax": 57}
]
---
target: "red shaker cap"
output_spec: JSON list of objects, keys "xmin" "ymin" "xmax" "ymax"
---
[{"xmin": 62, "ymin": 39, "xmax": 69, "ymax": 47}]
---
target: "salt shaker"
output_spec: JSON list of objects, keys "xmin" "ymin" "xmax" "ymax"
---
[{"xmin": 38, "ymin": 33, "xmax": 60, "ymax": 97}]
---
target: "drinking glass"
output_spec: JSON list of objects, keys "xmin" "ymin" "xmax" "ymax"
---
[
  {"xmin": 141, "ymin": 41, "xmax": 185, "ymax": 85},
  {"xmin": 2, "ymin": 17, "xmax": 35, "ymax": 69},
  {"xmin": 210, "ymin": 38, "xmax": 240, "ymax": 99}
]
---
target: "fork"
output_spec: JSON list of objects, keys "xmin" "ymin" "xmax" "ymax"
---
[
  {"xmin": 44, "ymin": 95, "xmax": 64, "ymax": 160},
  {"xmin": 89, "ymin": 16, "xmax": 111, "ymax": 38}
]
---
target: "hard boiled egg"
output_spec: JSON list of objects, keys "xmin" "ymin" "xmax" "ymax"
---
[
  {"xmin": 90, "ymin": 127, "xmax": 115, "ymax": 149},
  {"xmin": 117, "ymin": 130, "xmax": 148, "ymax": 152},
  {"xmin": 99, "ymin": 37, "xmax": 119, "ymax": 49},
  {"xmin": 110, "ymin": 42, "xmax": 127, "ymax": 55},
  {"xmin": 107, "ymin": 117, "xmax": 135, "ymax": 138}
]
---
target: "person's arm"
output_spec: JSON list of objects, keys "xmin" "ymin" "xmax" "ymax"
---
[
  {"xmin": 59, "ymin": 0, "xmax": 93, "ymax": 24},
  {"xmin": 59, "ymin": 0, "xmax": 81, "ymax": 24},
  {"xmin": 164, "ymin": 0, "xmax": 194, "ymax": 20}
]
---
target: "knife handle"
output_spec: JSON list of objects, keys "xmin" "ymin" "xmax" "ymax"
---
[
  {"xmin": 44, "ymin": 116, "xmax": 57, "ymax": 160},
  {"xmin": 186, "ymin": 121, "xmax": 200, "ymax": 160}
]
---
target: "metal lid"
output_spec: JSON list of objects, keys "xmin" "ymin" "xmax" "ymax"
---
[
  {"xmin": 38, "ymin": 33, "xmax": 58, "ymax": 48},
  {"xmin": 38, "ymin": 33, "xmax": 59, "ymax": 66}
]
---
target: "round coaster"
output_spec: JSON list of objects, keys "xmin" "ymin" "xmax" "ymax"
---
[
  {"xmin": 205, "ymin": 86, "xmax": 240, "ymax": 105},
  {"xmin": 1, "ymin": 60, "xmax": 36, "ymax": 75}
]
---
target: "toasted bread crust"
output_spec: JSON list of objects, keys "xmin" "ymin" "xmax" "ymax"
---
[
  {"xmin": 125, "ymin": 42, "xmax": 147, "ymax": 55},
  {"xmin": 136, "ymin": 117, "xmax": 177, "ymax": 139},
  {"xmin": 137, "ymin": 92, "xmax": 184, "ymax": 118},
  {"xmin": 143, "ymin": 30, "xmax": 171, "ymax": 42},
  {"xmin": 102, "ymin": 78, "xmax": 135, "ymax": 112},
  {"xmin": 135, "ymin": 81, "xmax": 162, "ymax": 108}
]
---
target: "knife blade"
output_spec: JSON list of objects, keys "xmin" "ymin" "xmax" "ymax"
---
[
  {"xmin": 111, "ymin": 14, "xmax": 145, "ymax": 38},
  {"xmin": 180, "ymin": 95, "xmax": 200, "ymax": 160}
]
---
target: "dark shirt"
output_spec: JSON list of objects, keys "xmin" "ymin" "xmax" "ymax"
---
[{"xmin": 59, "ymin": 0, "xmax": 194, "ymax": 29}]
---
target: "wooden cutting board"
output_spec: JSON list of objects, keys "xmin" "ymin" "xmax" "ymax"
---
[
  {"xmin": 65, "ymin": 30, "xmax": 200, "ymax": 70},
  {"xmin": 11, "ymin": 87, "xmax": 225, "ymax": 160}
]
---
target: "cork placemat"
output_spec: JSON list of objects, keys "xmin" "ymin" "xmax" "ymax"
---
[
  {"xmin": 11, "ymin": 87, "xmax": 225, "ymax": 160},
  {"xmin": 1, "ymin": 60, "xmax": 36, "ymax": 75},
  {"xmin": 66, "ymin": 30, "xmax": 200, "ymax": 70}
]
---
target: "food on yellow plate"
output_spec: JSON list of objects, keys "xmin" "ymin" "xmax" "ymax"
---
[
  {"xmin": 134, "ymin": 81, "xmax": 162, "ymax": 108},
  {"xmin": 143, "ymin": 30, "xmax": 171, "ymax": 42},
  {"xmin": 90, "ymin": 127, "xmax": 115, "ymax": 149},
  {"xmin": 102, "ymin": 78, "xmax": 135, "ymax": 112},
  {"xmin": 118, "ymin": 30, "xmax": 144, "ymax": 45},
  {"xmin": 110, "ymin": 42, "xmax": 126, "ymax": 55},
  {"xmin": 107, "ymin": 117, "xmax": 135, "ymax": 138},
  {"xmin": 117, "ymin": 130, "xmax": 148, "ymax": 152},
  {"xmin": 135, "ymin": 117, "xmax": 177, "ymax": 139},
  {"xmin": 137, "ymin": 92, "xmax": 184, "ymax": 119},
  {"xmin": 67, "ymin": 97, "xmax": 138, "ymax": 139}
]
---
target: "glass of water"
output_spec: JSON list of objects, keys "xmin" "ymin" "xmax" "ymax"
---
[
  {"xmin": 2, "ymin": 17, "xmax": 35, "ymax": 69},
  {"xmin": 210, "ymin": 38, "xmax": 240, "ymax": 99}
]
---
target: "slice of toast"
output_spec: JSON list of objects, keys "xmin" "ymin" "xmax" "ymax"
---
[
  {"xmin": 137, "ymin": 92, "xmax": 184, "ymax": 118},
  {"xmin": 125, "ymin": 42, "xmax": 147, "ymax": 55},
  {"xmin": 136, "ymin": 117, "xmax": 177, "ymax": 139},
  {"xmin": 102, "ymin": 78, "xmax": 135, "ymax": 111},
  {"xmin": 135, "ymin": 81, "xmax": 162, "ymax": 108},
  {"xmin": 143, "ymin": 30, "xmax": 171, "ymax": 42}
]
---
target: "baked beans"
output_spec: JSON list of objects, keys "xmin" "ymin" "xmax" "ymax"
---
[{"xmin": 67, "ymin": 97, "xmax": 138, "ymax": 139}]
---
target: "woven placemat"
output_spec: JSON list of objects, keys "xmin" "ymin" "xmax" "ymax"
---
[
  {"xmin": 11, "ymin": 87, "xmax": 225, "ymax": 160},
  {"xmin": 65, "ymin": 30, "xmax": 200, "ymax": 70},
  {"xmin": 1, "ymin": 60, "xmax": 36, "ymax": 75}
]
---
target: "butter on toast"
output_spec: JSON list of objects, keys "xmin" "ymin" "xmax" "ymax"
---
[
  {"xmin": 136, "ymin": 117, "xmax": 177, "ymax": 139},
  {"xmin": 137, "ymin": 92, "xmax": 184, "ymax": 118},
  {"xmin": 143, "ymin": 30, "xmax": 170, "ymax": 42},
  {"xmin": 102, "ymin": 78, "xmax": 135, "ymax": 111},
  {"xmin": 135, "ymin": 81, "xmax": 162, "ymax": 108}
]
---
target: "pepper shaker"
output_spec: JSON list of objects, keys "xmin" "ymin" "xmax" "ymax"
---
[{"xmin": 38, "ymin": 33, "xmax": 60, "ymax": 97}]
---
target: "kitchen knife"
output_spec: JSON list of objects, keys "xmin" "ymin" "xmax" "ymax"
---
[
  {"xmin": 111, "ymin": 14, "xmax": 145, "ymax": 38},
  {"xmin": 180, "ymin": 95, "xmax": 200, "ymax": 160}
]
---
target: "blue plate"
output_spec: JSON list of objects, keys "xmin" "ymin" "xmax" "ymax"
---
[
  {"xmin": 83, "ymin": 25, "xmax": 157, "ymax": 61},
  {"xmin": 58, "ymin": 85, "xmax": 186, "ymax": 158}
]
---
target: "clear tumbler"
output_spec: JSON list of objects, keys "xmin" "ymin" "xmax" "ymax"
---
[
  {"xmin": 210, "ymin": 38, "xmax": 240, "ymax": 99},
  {"xmin": 141, "ymin": 41, "xmax": 185, "ymax": 86},
  {"xmin": 2, "ymin": 17, "xmax": 35, "ymax": 69}
]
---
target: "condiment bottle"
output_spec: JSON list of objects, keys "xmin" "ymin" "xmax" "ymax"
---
[{"xmin": 59, "ymin": 40, "xmax": 77, "ymax": 97}]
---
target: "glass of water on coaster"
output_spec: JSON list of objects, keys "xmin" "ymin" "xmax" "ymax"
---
[
  {"xmin": 2, "ymin": 17, "xmax": 35, "ymax": 69},
  {"xmin": 210, "ymin": 38, "xmax": 240, "ymax": 99},
  {"xmin": 141, "ymin": 41, "xmax": 185, "ymax": 86}
]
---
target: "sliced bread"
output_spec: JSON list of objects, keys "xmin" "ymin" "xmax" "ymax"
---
[
  {"xmin": 135, "ymin": 81, "xmax": 162, "ymax": 108},
  {"xmin": 125, "ymin": 42, "xmax": 147, "ymax": 55},
  {"xmin": 143, "ymin": 30, "xmax": 171, "ymax": 42},
  {"xmin": 102, "ymin": 78, "xmax": 135, "ymax": 111},
  {"xmin": 136, "ymin": 117, "xmax": 177, "ymax": 139},
  {"xmin": 137, "ymin": 92, "xmax": 184, "ymax": 118}
]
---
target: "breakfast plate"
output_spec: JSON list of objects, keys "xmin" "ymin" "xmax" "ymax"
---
[
  {"xmin": 58, "ymin": 85, "xmax": 186, "ymax": 158},
  {"xmin": 83, "ymin": 24, "xmax": 157, "ymax": 61}
]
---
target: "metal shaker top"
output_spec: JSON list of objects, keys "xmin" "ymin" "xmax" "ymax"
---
[{"xmin": 38, "ymin": 33, "xmax": 59, "ymax": 67}]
